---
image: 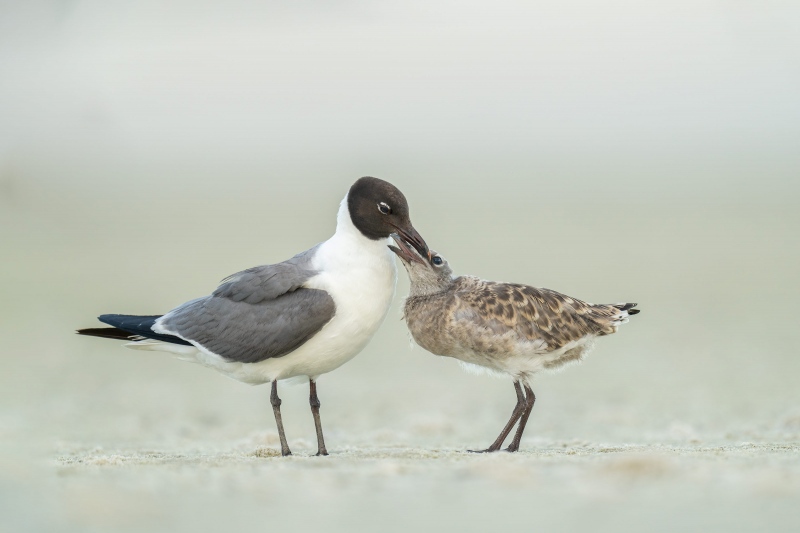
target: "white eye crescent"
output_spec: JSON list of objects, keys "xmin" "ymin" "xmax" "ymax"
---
[{"xmin": 378, "ymin": 202, "xmax": 392, "ymax": 215}]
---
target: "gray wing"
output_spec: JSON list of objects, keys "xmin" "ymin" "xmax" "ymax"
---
[{"xmin": 156, "ymin": 246, "xmax": 336, "ymax": 363}]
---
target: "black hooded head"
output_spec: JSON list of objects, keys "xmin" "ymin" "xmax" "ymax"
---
[{"xmin": 347, "ymin": 177, "xmax": 428, "ymax": 256}]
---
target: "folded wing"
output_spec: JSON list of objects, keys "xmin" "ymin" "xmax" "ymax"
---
[
  {"xmin": 452, "ymin": 278, "xmax": 623, "ymax": 353},
  {"xmin": 156, "ymin": 248, "xmax": 336, "ymax": 364}
]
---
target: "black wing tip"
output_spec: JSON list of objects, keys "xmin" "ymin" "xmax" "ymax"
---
[
  {"xmin": 98, "ymin": 313, "xmax": 136, "ymax": 325},
  {"xmin": 97, "ymin": 314, "xmax": 121, "ymax": 327},
  {"xmin": 76, "ymin": 327, "xmax": 136, "ymax": 341},
  {"xmin": 628, "ymin": 308, "xmax": 641, "ymax": 315}
]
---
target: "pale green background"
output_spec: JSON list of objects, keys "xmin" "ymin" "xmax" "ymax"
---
[{"xmin": 1, "ymin": 2, "xmax": 799, "ymax": 532}]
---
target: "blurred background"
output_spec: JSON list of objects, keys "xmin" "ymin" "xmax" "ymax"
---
[{"xmin": 1, "ymin": 1, "xmax": 799, "ymax": 532}]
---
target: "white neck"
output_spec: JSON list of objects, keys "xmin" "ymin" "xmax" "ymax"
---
[
  {"xmin": 309, "ymin": 192, "xmax": 397, "ymax": 298},
  {"xmin": 308, "ymin": 193, "xmax": 396, "ymax": 270}
]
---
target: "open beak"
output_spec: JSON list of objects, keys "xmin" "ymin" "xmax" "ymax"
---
[
  {"xmin": 392, "ymin": 224, "xmax": 429, "ymax": 260},
  {"xmin": 389, "ymin": 233, "xmax": 427, "ymax": 265}
]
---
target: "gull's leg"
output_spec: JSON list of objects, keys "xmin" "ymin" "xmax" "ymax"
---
[
  {"xmin": 309, "ymin": 379, "xmax": 328, "ymax": 456},
  {"xmin": 469, "ymin": 381, "xmax": 526, "ymax": 453},
  {"xmin": 270, "ymin": 380, "xmax": 292, "ymax": 456},
  {"xmin": 504, "ymin": 385, "xmax": 536, "ymax": 452}
]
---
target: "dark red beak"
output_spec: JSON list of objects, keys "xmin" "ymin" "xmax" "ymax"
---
[
  {"xmin": 392, "ymin": 224, "xmax": 429, "ymax": 260},
  {"xmin": 389, "ymin": 233, "xmax": 427, "ymax": 264}
]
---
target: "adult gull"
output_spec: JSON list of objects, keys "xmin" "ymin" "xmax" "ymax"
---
[{"xmin": 78, "ymin": 177, "xmax": 428, "ymax": 456}]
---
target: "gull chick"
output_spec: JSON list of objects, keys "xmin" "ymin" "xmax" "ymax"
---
[{"xmin": 390, "ymin": 236, "xmax": 639, "ymax": 453}]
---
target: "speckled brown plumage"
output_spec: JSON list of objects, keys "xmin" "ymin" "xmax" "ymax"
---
[
  {"xmin": 389, "ymin": 234, "xmax": 640, "ymax": 452},
  {"xmin": 403, "ymin": 275, "xmax": 637, "ymax": 380}
]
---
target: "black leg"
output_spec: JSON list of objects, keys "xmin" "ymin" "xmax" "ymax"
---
[
  {"xmin": 309, "ymin": 379, "xmax": 328, "ymax": 456},
  {"xmin": 504, "ymin": 385, "xmax": 535, "ymax": 452},
  {"xmin": 270, "ymin": 381, "xmax": 292, "ymax": 456},
  {"xmin": 469, "ymin": 381, "xmax": 526, "ymax": 453}
]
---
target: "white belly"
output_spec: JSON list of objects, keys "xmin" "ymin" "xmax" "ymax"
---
[{"xmin": 452, "ymin": 335, "xmax": 597, "ymax": 384}]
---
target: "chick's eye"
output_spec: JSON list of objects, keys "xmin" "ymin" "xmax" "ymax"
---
[
  {"xmin": 378, "ymin": 202, "xmax": 392, "ymax": 215},
  {"xmin": 431, "ymin": 256, "xmax": 443, "ymax": 266}
]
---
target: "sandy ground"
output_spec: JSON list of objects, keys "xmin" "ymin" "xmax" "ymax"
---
[
  {"xmin": 2, "ymin": 193, "xmax": 799, "ymax": 532},
  {"xmin": 39, "ymin": 442, "xmax": 800, "ymax": 533}
]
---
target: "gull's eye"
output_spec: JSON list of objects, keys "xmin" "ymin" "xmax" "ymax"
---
[
  {"xmin": 431, "ymin": 256, "xmax": 443, "ymax": 266},
  {"xmin": 378, "ymin": 202, "xmax": 392, "ymax": 215}
]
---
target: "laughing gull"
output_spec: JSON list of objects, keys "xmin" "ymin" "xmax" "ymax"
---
[
  {"xmin": 77, "ymin": 177, "xmax": 428, "ymax": 456},
  {"xmin": 390, "ymin": 236, "xmax": 639, "ymax": 453}
]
